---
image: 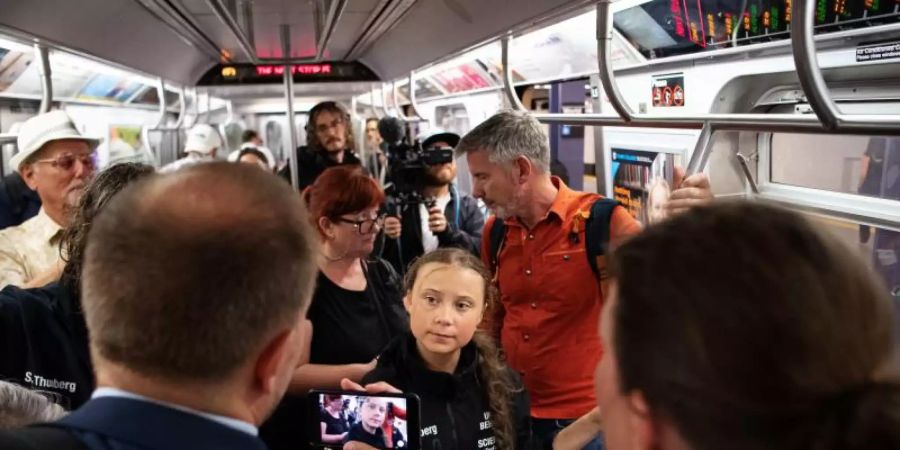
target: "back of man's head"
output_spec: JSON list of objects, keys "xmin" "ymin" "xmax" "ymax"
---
[{"xmin": 82, "ymin": 162, "xmax": 317, "ymax": 385}]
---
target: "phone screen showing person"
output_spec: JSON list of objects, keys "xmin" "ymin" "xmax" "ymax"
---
[{"xmin": 308, "ymin": 390, "xmax": 421, "ymax": 449}]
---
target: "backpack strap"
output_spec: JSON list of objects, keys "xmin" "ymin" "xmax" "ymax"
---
[
  {"xmin": 487, "ymin": 216, "xmax": 507, "ymax": 276},
  {"xmin": 584, "ymin": 198, "xmax": 621, "ymax": 291},
  {"xmin": 0, "ymin": 425, "xmax": 87, "ymax": 450}
]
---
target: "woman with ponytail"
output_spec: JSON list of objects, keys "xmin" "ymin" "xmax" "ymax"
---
[
  {"xmin": 348, "ymin": 248, "xmax": 531, "ymax": 450},
  {"xmin": 586, "ymin": 201, "xmax": 900, "ymax": 450},
  {"xmin": 262, "ymin": 165, "xmax": 408, "ymax": 450}
]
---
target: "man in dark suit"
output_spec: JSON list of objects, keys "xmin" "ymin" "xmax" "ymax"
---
[{"xmin": 0, "ymin": 162, "xmax": 319, "ymax": 450}]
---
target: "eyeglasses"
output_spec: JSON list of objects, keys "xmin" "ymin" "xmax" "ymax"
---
[
  {"xmin": 315, "ymin": 117, "xmax": 345, "ymax": 134},
  {"xmin": 336, "ymin": 215, "xmax": 384, "ymax": 235},
  {"xmin": 33, "ymin": 152, "xmax": 96, "ymax": 172}
]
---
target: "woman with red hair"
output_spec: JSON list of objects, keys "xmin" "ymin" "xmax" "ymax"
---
[{"xmin": 261, "ymin": 165, "xmax": 407, "ymax": 450}]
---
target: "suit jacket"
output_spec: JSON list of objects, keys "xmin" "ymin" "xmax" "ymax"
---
[{"xmin": 57, "ymin": 397, "xmax": 266, "ymax": 450}]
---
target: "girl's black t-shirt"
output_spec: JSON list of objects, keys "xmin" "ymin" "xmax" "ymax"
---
[
  {"xmin": 344, "ymin": 422, "xmax": 387, "ymax": 449},
  {"xmin": 260, "ymin": 259, "xmax": 407, "ymax": 450}
]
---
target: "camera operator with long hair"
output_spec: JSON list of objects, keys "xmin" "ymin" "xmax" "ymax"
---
[{"xmin": 379, "ymin": 131, "xmax": 484, "ymax": 274}]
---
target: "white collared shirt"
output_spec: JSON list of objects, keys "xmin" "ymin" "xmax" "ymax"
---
[
  {"xmin": 159, "ymin": 153, "xmax": 215, "ymax": 173},
  {"xmin": 92, "ymin": 387, "xmax": 258, "ymax": 436},
  {"xmin": 0, "ymin": 208, "xmax": 63, "ymax": 289}
]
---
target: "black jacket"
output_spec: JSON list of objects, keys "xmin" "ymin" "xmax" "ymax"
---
[
  {"xmin": 0, "ymin": 281, "xmax": 93, "ymax": 409},
  {"xmin": 362, "ymin": 333, "xmax": 531, "ymax": 450},
  {"xmin": 278, "ymin": 146, "xmax": 363, "ymax": 190},
  {"xmin": 0, "ymin": 172, "xmax": 41, "ymax": 231},
  {"xmin": 379, "ymin": 186, "xmax": 484, "ymax": 274}
]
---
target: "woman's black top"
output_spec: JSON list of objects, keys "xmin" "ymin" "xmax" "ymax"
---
[{"xmin": 260, "ymin": 258, "xmax": 407, "ymax": 450}]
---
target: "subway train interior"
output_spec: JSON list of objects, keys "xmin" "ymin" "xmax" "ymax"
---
[{"xmin": 1, "ymin": 0, "xmax": 899, "ymax": 335}]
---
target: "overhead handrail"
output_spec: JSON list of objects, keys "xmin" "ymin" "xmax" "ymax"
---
[
  {"xmin": 34, "ymin": 43, "xmax": 53, "ymax": 113},
  {"xmin": 206, "ymin": 0, "xmax": 259, "ymax": 63},
  {"xmin": 382, "ymin": 83, "xmax": 399, "ymax": 117},
  {"xmin": 373, "ymin": 83, "xmax": 390, "ymax": 117},
  {"xmin": 392, "ymin": 80, "xmax": 426, "ymax": 123},
  {"xmin": 500, "ymin": 37, "xmax": 527, "ymax": 111},
  {"xmin": 316, "ymin": 0, "xmax": 347, "ymax": 61},
  {"xmin": 408, "ymin": 70, "xmax": 428, "ymax": 122},
  {"xmin": 525, "ymin": 2, "xmax": 900, "ymax": 139},
  {"xmin": 596, "ymin": 0, "xmax": 632, "ymax": 121},
  {"xmin": 791, "ymin": 0, "xmax": 900, "ymax": 131}
]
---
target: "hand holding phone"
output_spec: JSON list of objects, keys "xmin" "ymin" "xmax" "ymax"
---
[{"xmin": 308, "ymin": 389, "xmax": 421, "ymax": 449}]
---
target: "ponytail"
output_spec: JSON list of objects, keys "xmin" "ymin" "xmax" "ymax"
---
[{"xmin": 473, "ymin": 331, "xmax": 518, "ymax": 450}]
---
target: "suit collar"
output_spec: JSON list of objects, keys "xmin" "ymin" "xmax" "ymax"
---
[{"xmin": 60, "ymin": 397, "xmax": 267, "ymax": 450}]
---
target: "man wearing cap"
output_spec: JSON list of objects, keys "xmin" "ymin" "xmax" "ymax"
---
[
  {"xmin": 160, "ymin": 123, "xmax": 223, "ymax": 173},
  {"xmin": 379, "ymin": 130, "xmax": 484, "ymax": 274},
  {"xmin": 0, "ymin": 111, "xmax": 98, "ymax": 289}
]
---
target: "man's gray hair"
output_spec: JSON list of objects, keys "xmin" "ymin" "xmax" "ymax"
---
[
  {"xmin": 455, "ymin": 110, "xmax": 550, "ymax": 172},
  {"xmin": 0, "ymin": 381, "xmax": 66, "ymax": 428}
]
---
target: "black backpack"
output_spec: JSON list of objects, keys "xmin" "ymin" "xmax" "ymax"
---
[{"xmin": 487, "ymin": 197, "xmax": 621, "ymax": 291}]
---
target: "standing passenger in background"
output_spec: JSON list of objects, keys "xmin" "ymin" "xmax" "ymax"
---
[
  {"xmin": 0, "ymin": 162, "xmax": 320, "ymax": 450},
  {"xmin": 228, "ymin": 129, "xmax": 277, "ymax": 172},
  {"xmin": 159, "ymin": 123, "xmax": 222, "ymax": 173},
  {"xmin": 364, "ymin": 117, "xmax": 386, "ymax": 180},
  {"xmin": 380, "ymin": 130, "xmax": 484, "ymax": 274},
  {"xmin": 456, "ymin": 110, "xmax": 713, "ymax": 450},
  {"xmin": 279, "ymin": 101, "xmax": 362, "ymax": 190},
  {"xmin": 0, "ymin": 122, "xmax": 41, "ymax": 231},
  {"xmin": 261, "ymin": 165, "xmax": 407, "ymax": 450},
  {"xmin": 0, "ymin": 111, "xmax": 98, "ymax": 289}
]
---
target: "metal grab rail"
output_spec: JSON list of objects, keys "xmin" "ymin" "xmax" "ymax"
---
[
  {"xmin": 501, "ymin": 37, "xmax": 527, "ymax": 111},
  {"xmin": 408, "ymin": 71, "xmax": 428, "ymax": 122},
  {"xmin": 371, "ymin": 84, "xmax": 388, "ymax": 118},
  {"xmin": 391, "ymin": 80, "xmax": 426, "ymax": 123},
  {"xmin": 791, "ymin": 0, "xmax": 900, "ymax": 130},
  {"xmin": 517, "ymin": 2, "xmax": 900, "ymax": 133},
  {"xmin": 34, "ymin": 43, "xmax": 52, "ymax": 113}
]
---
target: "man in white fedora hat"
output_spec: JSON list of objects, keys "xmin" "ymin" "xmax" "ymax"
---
[
  {"xmin": 160, "ymin": 123, "xmax": 223, "ymax": 173},
  {"xmin": 0, "ymin": 110, "xmax": 99, "ymax": 289}
]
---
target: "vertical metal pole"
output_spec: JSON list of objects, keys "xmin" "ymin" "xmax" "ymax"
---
[
  {"xmin": 34, "ymin": 43, "xmax": 52, "ymax": 113},
  {"xmin": 282, "ymin": 24, "xmax": 300, "ymax": 190},
  {"xmin": 686, "ymin": 122, "xmax": 715, "ymax": 176}
]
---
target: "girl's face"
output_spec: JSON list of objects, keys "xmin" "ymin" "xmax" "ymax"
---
[
  {"xmin": 360, "ymin": 397, "xmax": 387, "ymax": 430},
  {"xmin": 404, "ymin": 262, "xmax": 486, "ymax": 358}
]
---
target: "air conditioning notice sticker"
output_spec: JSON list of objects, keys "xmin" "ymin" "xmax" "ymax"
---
[
  {"xmin": 856, "ymin": 42, "xmax": 900, "ymax": 62},
  {"xmin": 652, "ymin": 73, "xmax": 685, "ymax": 107}
]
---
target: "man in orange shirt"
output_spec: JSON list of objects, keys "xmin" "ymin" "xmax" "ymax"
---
[{"xmin": 456, "ymin": 110, "xmax": 711, "ymax": 450}]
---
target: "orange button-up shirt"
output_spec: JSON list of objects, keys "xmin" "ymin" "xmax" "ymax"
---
[{"xmin": 481, "ymin": 178, "xmax": 641, "ymax": 419}]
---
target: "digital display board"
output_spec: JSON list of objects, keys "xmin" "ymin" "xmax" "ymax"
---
[
  {"xmin": 615, "ymin": 0, "xmax": 900, "ymax": 59},
  {"xmin": 196, "ymin": 62, "xmax": 378, "ymax": 85}
]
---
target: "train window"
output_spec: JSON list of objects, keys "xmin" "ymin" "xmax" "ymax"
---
[
  {"xmin": 769, "ymin": 133, "xmax": 900, "ymax": 201},
  {"xmin": 801, "ymin": 213, "xmax": 900, "ymax": 303}
]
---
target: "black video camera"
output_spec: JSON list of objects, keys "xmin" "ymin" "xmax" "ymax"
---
[{"xmin": 378, "ymin": 117, "xmax": 454, "ymax": 209}]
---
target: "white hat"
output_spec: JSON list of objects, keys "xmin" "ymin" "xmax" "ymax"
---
[
  {"xmin": 11, "ymin": 111, "xmax": 101, "ymax": 169},
  {"xmin": 184, "ymin": 124, "xmax": 222, "ymax": 154}
]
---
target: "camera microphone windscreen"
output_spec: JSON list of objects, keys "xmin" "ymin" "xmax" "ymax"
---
[{"xmin": 378, "ymin": 116, "xmax": 406, "ymax": 145}]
